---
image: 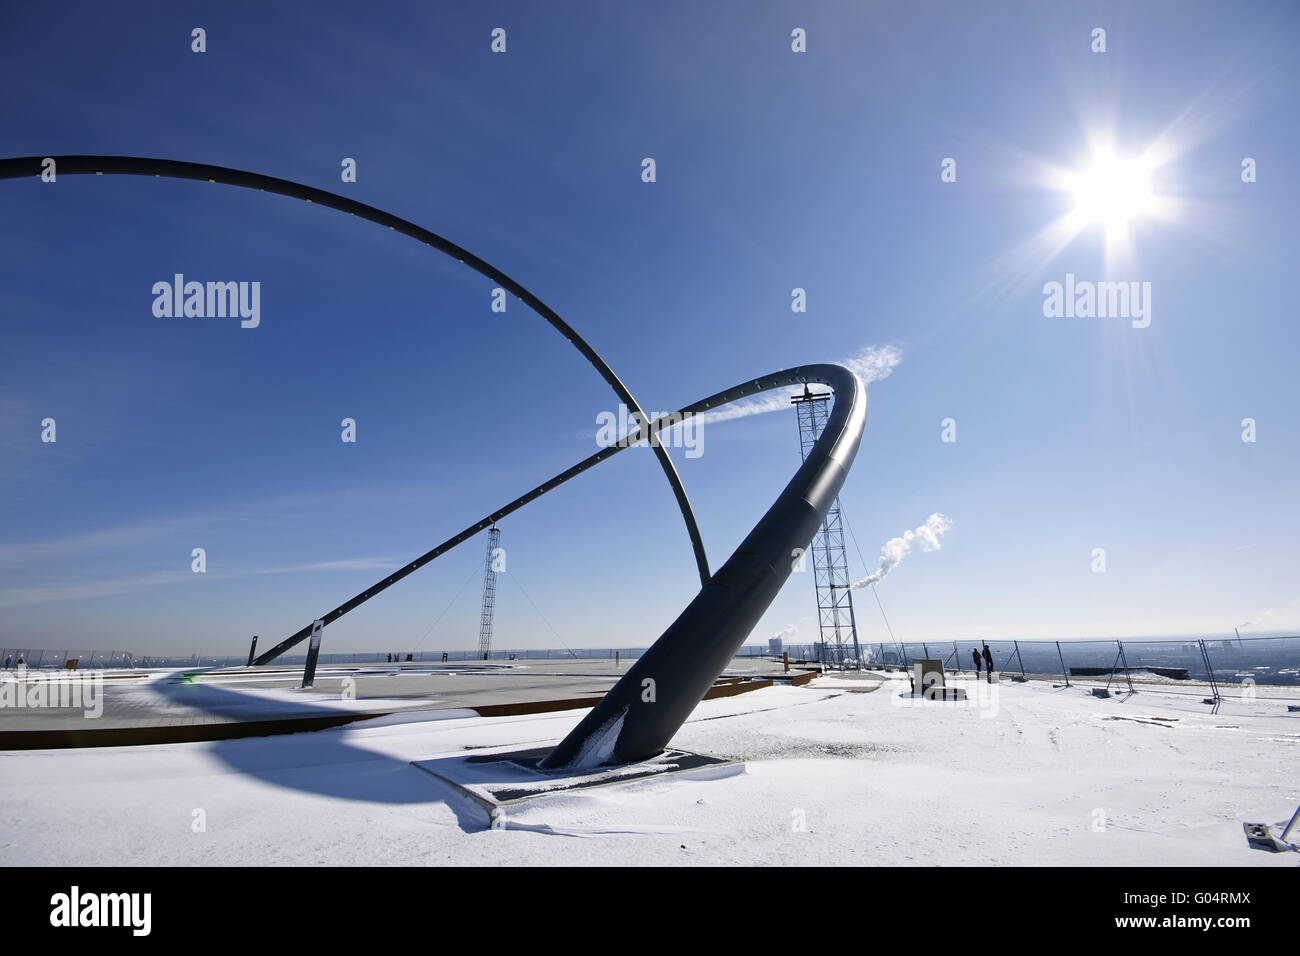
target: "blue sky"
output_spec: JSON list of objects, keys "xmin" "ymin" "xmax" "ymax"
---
[{"xmin": 2, "ymin": 1, "xmax": 1298, "ymax": 655}]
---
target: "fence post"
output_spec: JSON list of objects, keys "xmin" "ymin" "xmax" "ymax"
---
[
  {"xmin": 1198, "ymin": 639, "xmax": 1221, "ymax": 705},
  {"xmin": 1109, "ymin": 640, "xmax": 1135, "ymax": 695},
  {"xmin": 1056, "ymin": 641, "xmax": 1069, "ymax": 686}
]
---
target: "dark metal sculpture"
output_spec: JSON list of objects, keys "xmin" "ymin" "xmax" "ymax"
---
[
  {"xmin": 270, "ymin": 361, "xmax": 862, "ymax": 765},
  {"xmin": 2, "ymin": 155, "xmax": 868, "ymax": 768},
  {"xmin": 262, "ymin": 364, "xmax": 863, "ymax": 686},
  {"xmin": 542, "ymin": 364, "xmax": 865, "ymax": 767}
]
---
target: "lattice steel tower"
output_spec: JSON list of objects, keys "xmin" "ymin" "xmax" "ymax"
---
[
  {"xmin": 792, "ymin": 387, "xmax": 862, "ymax": 669},
  {"xmin": 478, "ymin": 524, "xmax": 501, "ymax": 659}
]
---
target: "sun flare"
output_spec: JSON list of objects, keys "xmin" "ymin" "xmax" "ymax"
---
[{"xmin": 1065, "ymin": 147, "xmax": 1158, "ymax": 233}]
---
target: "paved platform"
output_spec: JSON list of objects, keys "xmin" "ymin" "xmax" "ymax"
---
[{"xmin": 0, "ymin": 657, "xmax": 807, "ymax": 748}]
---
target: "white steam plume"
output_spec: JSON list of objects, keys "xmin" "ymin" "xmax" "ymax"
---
[{"xmin": 851, "ymin": 513, "xmax": 952, "ymax": 590}]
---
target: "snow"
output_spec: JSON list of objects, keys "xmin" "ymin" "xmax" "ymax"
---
[
  {"xmin": 559, "ymin": 706, "xmax": 626, "ymax": 772},
  {"xmin": 1, "ymin": 674, "xmax": 1296, "ymax": 865}
]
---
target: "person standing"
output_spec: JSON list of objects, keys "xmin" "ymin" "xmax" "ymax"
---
[
  {"xmin": 982, "ymin": 643, "xmax": 994, "ymax": 683},
  {"xmin": 972, "ymin": 647, "xmax": 982, "ymax": 678}
]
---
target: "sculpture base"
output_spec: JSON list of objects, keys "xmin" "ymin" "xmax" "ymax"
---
[{"xmin": 411, "ymin": 746, "xmax": 743, "ymax": 825}]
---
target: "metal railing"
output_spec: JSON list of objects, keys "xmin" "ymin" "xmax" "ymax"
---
[
  {"xmin": 0, "ymin": 648, "xmax": 151, "ymax": 669},
  {"xmin": 852, "ymin": 634, "xmax": 1300, "ymax": 694},
  {"xmin": 6, "ymin": 635, "xmax": 1298, "ymax": 693}
]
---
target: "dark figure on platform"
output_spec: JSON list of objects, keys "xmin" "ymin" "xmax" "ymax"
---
[
  {"xmin": 972, "ymin": 648, "xmax": 982, "ymax": 677},
  {"xmin": 982, "ymin": 643, "xmax": 994, "ymax": 683}
]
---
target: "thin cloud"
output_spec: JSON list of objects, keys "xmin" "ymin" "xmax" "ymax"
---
[{"xmin": 689, "ymin": 344, "xmax": 903, "ymax": 429}]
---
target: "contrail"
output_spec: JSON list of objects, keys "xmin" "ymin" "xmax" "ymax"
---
[{"xmin": 851, "ymin": 513, "xmax": 952, "ymax": 590}]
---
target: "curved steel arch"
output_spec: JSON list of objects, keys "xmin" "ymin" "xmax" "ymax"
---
[
  {"xmin": 0, "ymin": 154, "xmax": 711, "ymax": 587},
  {"xmin": 255, "ymin": 361, "xmax": 863, "ymax": 765},
  {"xmin": 543, "ymin": 363, "xmax": 865, "ymax": 766},
  {"xmin": 1, "ymin": 155, "xmax": 870, "ymax": 764}
]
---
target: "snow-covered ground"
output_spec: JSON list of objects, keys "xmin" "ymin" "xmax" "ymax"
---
[{"xmin": 1, "ymin": 673, "xmax": 1296, "ymax": 865}]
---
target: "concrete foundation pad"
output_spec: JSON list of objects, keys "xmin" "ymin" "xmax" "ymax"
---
[
  {"xmin": 410, "ymin": 746, "xmax": 745, "ymax": 823},
  {"xmin": 1242, "ymin": 822, "xmax": 1297, "ymax": 853}
]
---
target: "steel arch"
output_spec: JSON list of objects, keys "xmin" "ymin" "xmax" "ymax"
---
[
  {"xmin": 267, "ymin": 361, "xmax": 862, "ymax": 765},
  {"xmin": 0, "ymin": 154, "xmax": 711, "ymax": 586},
  {"xmin": 2, "ymin": 156, "xmax": 869, "ymax": 765}
]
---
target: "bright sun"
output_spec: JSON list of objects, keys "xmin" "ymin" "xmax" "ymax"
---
[{"xmin": 1066, "ymin": 147, "xmax": 1158, "ymax": 233}]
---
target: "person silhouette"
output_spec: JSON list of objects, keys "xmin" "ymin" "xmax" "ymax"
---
[{"xmin": 982, "ymin": 643, "xmax": 994, "ymax": 683}]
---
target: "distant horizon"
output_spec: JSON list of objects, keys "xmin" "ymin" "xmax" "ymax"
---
[{"xmin": 7, "ymin": 629, "xmax": 1299, "ymax": 663}]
